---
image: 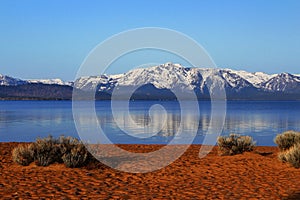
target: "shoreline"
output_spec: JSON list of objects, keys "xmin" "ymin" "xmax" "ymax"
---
[
  {"xmin": 2, "ymin": 98, "xmax": 300, "ymax": 101},
  {"xmin": 0, "ymin": 142, "xmax": 278, "ymax": 147}
]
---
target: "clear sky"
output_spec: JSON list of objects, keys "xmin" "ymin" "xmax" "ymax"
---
[{"xmin": 0, "ymin": 0, "xmax": 300, "ymax": 80}]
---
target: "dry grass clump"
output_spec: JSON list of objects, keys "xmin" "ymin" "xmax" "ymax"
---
[
  {"xmin": 274, "ymin": 130, "xmax": 300, "ymax": 151},
  {"xmin": 278, "ymin": 143, "xmax": 300, "ymax": 168},
  {"xmin": 12, "ymin": 144, "xmax": 34, "ymax": 166},
  {"xmin": 31, "ymin": 136, "xmax": 60, "ymax": 166},
  {"xmin": 62, "ymin": 143, "xmax": 88, "ymax": 168},
  {"xmin": 12, "ymin": 136, "xmax": 90, "ymax": 168},
  {"xmin": 58, "ymin": 136, "xmax": 89, "ymax": 168},
  {"xmin": 276, "ymin": 131, "xmax": 300, "ymax": 168},
  {"xmin": 217, "ymin": 134, "xmax": 256, "ymax": 155}
]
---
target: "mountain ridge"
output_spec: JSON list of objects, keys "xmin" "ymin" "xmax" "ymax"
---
[{"xmin": 1, "ymin": 63, "xmax": 300, "ymax": 100}]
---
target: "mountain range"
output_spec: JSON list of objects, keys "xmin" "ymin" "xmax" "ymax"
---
[{"xmin": 1, "ymin": 63, "xmax": 300, "ymax": 100}]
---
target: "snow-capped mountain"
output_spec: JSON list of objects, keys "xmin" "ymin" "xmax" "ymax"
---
[
  {"xmin": 0, "ymin": 74, "xmax": 27, "ymax": 86},
  {"xmin": 260, "ymin": 73, "xmax": 300, "ymax": 93},
  {"xmin": 73, "ymin": 75, "xmax": 118, "ymax": 91},
  {"xmin": 0, "ymin": 74, "xmax": 72, "ymax": 86},
  {"xmin": 2, "ymin": 63, "xmax": 300, "ymax": 100},
  {"xmin": 73, "ymin": 63, "xmax": 300, "ymax": 93}
]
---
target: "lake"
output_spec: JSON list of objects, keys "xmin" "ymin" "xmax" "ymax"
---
[{"xmin": 0, "ymin": 100, "xmax": 300, "ymax": 146}]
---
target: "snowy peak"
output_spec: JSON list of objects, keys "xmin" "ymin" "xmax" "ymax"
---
[
  {"xmin": 220, "ymin": 70, "xmax": 253, "ymax": 89},
  {"xmin": 222, "ymin": 69, "xmax": 276, "ymax": 87},
  {"xmin": 116, "ymin": 63, "xmax": 194, "ymax": 90},
  {"xmin": 0, "ymin": 74, "xmax": 27, "ymax": 86},
  {"xmin": 260, "ymin": 73, "xmax": 300, "ymax": 92},
  {"xmin": 74, "ymin": 75, "xmax": 119, "ymax": 91}
]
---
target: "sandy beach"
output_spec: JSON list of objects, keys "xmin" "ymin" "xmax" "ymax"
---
[{"xmin": 1, "ymin": 143, "xmax": 300, "ymax": 199}]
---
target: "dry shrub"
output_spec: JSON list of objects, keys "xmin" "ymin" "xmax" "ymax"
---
[
  {"xmin": 58, "ymin": 136, "xmax": 89, "ymax": 168},
  {"xmin": 58, "ymin": 136, "xmax": 80, "ymax": 154},
  {"xmin": 31, "ymin": 135, "xmax": 60, "ymax": 166},
  {"xmin": 278, "ymin": 151, "xmax": 287, "ymax": 162},
  {"xmin": 279, "ymin": 143, "xmax": 300, "ymax": 168},
  {"xmin": 217, "ymin": 134, "xmax": 256, "ymax": 155},
  {"xmin": 12, "ymin": 135, "xmax": 92, "ymax": 168},
  {"xmin": 274, "ymin": 130, "xmax": 300, "ymax": 151},
  {"xmin": 12, "ymin": 144, "xmax": 34, "ymax": 166},
  {"xmin": 62, "ymin": 143, "xmax": 88, "ymax": 168}
]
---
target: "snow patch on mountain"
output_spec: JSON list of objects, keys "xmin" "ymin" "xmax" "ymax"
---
[
  {"xmin": 28, "ymin": 79, "xmax": 73, "ymax": 86},
  {"xmin": 223, "ymin": 69, "xmax": 276, "ymax": 87}
]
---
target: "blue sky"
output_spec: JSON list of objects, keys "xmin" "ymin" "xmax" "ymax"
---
[{"xmin": 0, "ymin": 0, "xmax": 300, "ymax": 80}]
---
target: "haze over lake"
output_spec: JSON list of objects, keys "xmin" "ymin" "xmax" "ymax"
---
[{"xmin": 0, "ymin": 100, "xmax": 300, "ymax": 146}]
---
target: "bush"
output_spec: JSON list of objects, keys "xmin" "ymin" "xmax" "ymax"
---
[
  {"xmin": 31, "ymin": 136, "xmax": 61, "ymax": 166},
  {"xmin": 217, "ymin": 134, "xmax": 256, "ymax": 155},
  {"xmin": 57, "ymin": 136, "xmax": 80, "ymax": 155},
  {"xmin": 274, "ymin": 131, "xmax": 300, "ymax": 151},
  {"xmin": 278, "ymin": 151, "xmax": 287, "ymax": 163},
  {"xmin": 62, "ymin": 143, "xmax": 88, "ymax": 168},
  {"xmin": 278, "ymin": 143, "xmax": 300, "ymax": 168},
  {"xmin": 12, "ymin": 144, "xmax": 34, "ymax": 166},
  {"xmin": 12, "ymin": 135, "xmax": 91, "ymax": 168},
  {"xmin": 58, "ymin": 136, "xmax": 89, "ymax": 168}
]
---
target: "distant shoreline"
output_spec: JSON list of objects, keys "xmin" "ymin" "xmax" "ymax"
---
[
  {"xmin": 1, "ymin": 142, "xmax": 277, "ymax": 147},
  {"xmin": 1, "ymin": 98, "xmax": 300, "ymax": 101}
]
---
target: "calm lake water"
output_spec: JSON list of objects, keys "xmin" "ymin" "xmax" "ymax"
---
[{"xmin": 0, "ymin": 100, "xmax": 300, "ymax": 146}]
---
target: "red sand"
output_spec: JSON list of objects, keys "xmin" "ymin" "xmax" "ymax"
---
[{"xmin": 1, "ymin": 143, "xmax": 300, "ymax": 199}]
